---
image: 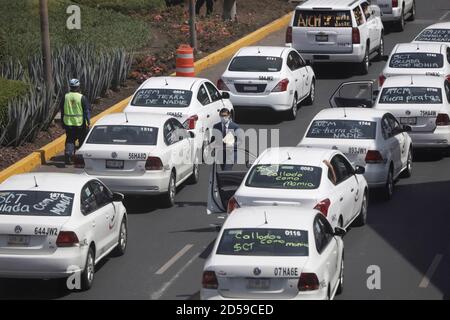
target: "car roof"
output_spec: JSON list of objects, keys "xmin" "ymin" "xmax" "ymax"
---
[
  {"xmin": 256, "ymin": 147, "xmax": 335, "ymax": 166},
  {"xmin": 223, "ymin": 206, "xmax": 318, "ymax": 230},
  {"xmin": 236, "ymin": 46, "xmax": 289, "ymax": 58},
  {"xmin": 0, "ymin": 173, "xmax": 92, "ymax": 193},
  {"xmin": 423, "ymin": 22, "xmax": 450, "ymax": 30},
  {"xmin": 382, "ymin": 75, "xmax": 444, "ymax": 88},
  {"xmin": 94, "ymin": 112, "xmax": 172, "ymax": 127},
  {"xmin": 139, "ymin": 76, "xmax": 206, "ymax": 90},
  {"xmin": 297, "ymin": 0, "xmax": 361, "ymax": 10},
  {"xmin": 394, "ymin": 42, "xmax": 447, "ymax": 54},
  {"xmin": 313, "ymin": 108, "xmax": 386, "ymax": 121}
]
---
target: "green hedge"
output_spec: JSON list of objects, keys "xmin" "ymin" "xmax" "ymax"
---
[
  {"xmin": 0, "ymin": 78, "xmax": 29, "ymax": 126},
  {"xmin": 72, "ymin": 0, "xmax": 165, "ymax": 13}
]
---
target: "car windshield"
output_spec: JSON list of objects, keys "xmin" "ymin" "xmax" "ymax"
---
[
  {"xmin": 415, "ymin": 29, "xmax": 450, "ymax": 43},
  {"xmin": 0, "ymin": 191, "xmax": 74, "ymax": 216},
  {"xmin": 131, "ymin": 89, "xmax": 192, "ymax": 108},
  {"xmin": 87, "ymin": 125, "xmax": 158, "ymax": 145},
  {"xmin": 228, "ymin": 56, "xmax": 282, "ymax": 72},
  {"xmin": 389, "ymin": 53, "xmax": 444, "ymax": 69},
  {"xmin": 294, "ymin": 10, "xmax": 352, "ymax": 28},
  {"xmin": 245, "ymin": 164, "xmax": 322, "ymax": 190},
  {"xmin": 217, "ymin": 228, "xmax": 309, "ymax": 256},
  {"xmin": 306, "ymin": 120, "xmax": 377, "ymax": 139},
  {"xmin": 379, "ymin": 87, "xmax": 443, "ymax": 104}
]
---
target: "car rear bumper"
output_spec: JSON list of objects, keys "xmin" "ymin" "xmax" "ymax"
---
[
  {"xmin": 364, "ymin": 164, "xmax": 389, "ymax": 187},
  {"xmin": 380, "ymin": 7, "xmax": 403, "ymax": 21},
  {"xmin": 410, "ymin": 130, "xmax": 450, "ymax": 148},
  {"xmin": 299, "ymin": 45, "xmax": 365, "ymax": 63},
  {"xmin": 201, "ymin": 289, "xmax": 328, "ymax": 300},
  {"xmin": 229, "ymin": 91, "xmax": 293, "ymax": 112}
]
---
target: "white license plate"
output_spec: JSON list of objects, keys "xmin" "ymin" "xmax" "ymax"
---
[
  {"xmin": 8, "ymin": 235, "xmax": 30, "ymax": 246},
  {"xmin": 400, "ymin": 117, "xmax": 417, "ymax": 125},
  {"xmin": 106, "ymin": 160, "xmax": 124, "ymax": 169},
  {"xmin": 315, "ymin": 34, "xmax": 328, "ymax": 42},
  {"xmin": 247, "ymin": 278, "xmax": 271, "ymax": 290},
  {"xmin": 243, "ymin": 86, "xmax": 258, "ymax": 91}
]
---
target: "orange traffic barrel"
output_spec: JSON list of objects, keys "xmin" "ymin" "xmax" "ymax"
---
[{"xmin": 176, "ymin": 45, "xmax": 195, "ymax": 77}]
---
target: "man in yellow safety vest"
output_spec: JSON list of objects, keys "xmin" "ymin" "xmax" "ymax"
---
[{"xmin": 60, "ymin": 78, "xmax": 91, "ymax": 165}]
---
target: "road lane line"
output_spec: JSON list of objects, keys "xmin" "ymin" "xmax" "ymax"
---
[
  {"xmin": 155, "ymin": 244, "xmax": 194, "ymax": 275},
  {"xmin": 151, "ymin": 252, "xmax": 200, "ymax": 300},
  {"xmin": 419, "ymin": 254, "xmax": 443, "ymax": 288},
  {"xmin": 439, "ymin": 11, "xmax": 450, "ymax": 21}
]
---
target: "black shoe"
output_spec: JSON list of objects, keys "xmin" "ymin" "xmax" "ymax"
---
[{"xmin": 65, "ymin": 155, "xmax": 73, "ymax": 165}]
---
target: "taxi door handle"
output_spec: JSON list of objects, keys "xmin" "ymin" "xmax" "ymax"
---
[
  {"xmin": 207, "ymin": 114, "xmax": 210, "ymax": 118},
  {"xmin": 92, "ymin": 221, "xmax": 96, "ymax": 228},
  {"xmin": 351, "ymin": 188, "xmax": 354, "ymax": 192},
  {"xmin": 340, "ymin": 197, "xmax": 344, "ymax": 202}
]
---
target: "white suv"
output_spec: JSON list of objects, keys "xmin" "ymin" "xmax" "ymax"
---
[
  {"xmin": 286, "ymin": 0, "xmax": 384, "ymax": 75},
  {"xmin": 371, "ymin": 0, "xmax": 416, "ymax": 31}
]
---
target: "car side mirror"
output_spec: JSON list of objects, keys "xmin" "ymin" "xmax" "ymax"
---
[
  {"xmin": 210, "ymin": 136, "xmax": 216, "ymax": 143},
  {"xmin": 354, "ymin": 165, "xmax": 365, "ymax": 175},
  {"xmin": 221, "ymin": 92, "xmax": 230, "ymax": 99},
  {"xmin": 402, "ymin": 125, "xmax": 412, "ymax": 132},
  {"xmin": 112, "ymin": 192, "xmax": 124, "ymax": 202},
  {"xmin": 334, "ymin": 226, "xmax": 347, "ymax": 237},
  {"xmin": 381, "ymin": 55, "xmax": 389, "ymax": 61},
  {"xmin": 188, "ymin": 131, "xmax": 195, "ymax": 139}
]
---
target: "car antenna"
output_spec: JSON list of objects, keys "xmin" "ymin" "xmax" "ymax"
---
[
  {"xmin": 343, "ymin": 107, "xmax": 347, "ymax": 118},
  {"xmin": 33, "ymin": 176, "xmax": 38, "ymax": 188},
  {"xmin": 287, "ymin": 152, "xmax": 292, "ymax": 160},
  {"xmin": 257, "ymin": 47, "xmax": 261, "ymax": 54},
  {"xmin": 264, "ymin": 211, "xmax": 268, "ymax": 224},
  {"xmin": 124, "ymin": 112, "xmax": 129, "ymax": 123},
  {"xmin": 410, "ymin": 75, "xmax": 414, "ymax": 85},
  {"xmin": 164, "ymin": 78, "xmax": 169, "ymax": 86}
]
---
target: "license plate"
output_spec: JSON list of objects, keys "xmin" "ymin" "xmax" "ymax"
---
[
  {"xmin": 315, "ymin": 34, "xmax": 328, "ymax": 42},
  {"xmin": 106, "ymin": 160, "xmax": 124, "ymax": 169},
  {"xmin": 243, "ymin": 86, "xmax": 258, "ymax": 91},
  {"xmin": 247, "ymin": 278, "xmax": 271, "ymax": 290},
  {"xmin": 8, "ymin": 235, "xmax": 30, "ymax": 246},
  {"xmin": 400, "ymin": 117, "xmax": 417, "ymax": 125}
]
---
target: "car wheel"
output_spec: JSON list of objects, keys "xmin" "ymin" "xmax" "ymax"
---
[
  {"xmin": 80, "ymin": 246, "xmax": 95, "ymax": 291},
  {"xmin": 287, "ymin": 95, "xmax": 298, "ymax": 120},
  {"xmin": 359, "ymin": 47, "xmax": 370, "ymax": 75},
  {"xmin": 401, "ymin": 148, "xmax": 412, "ymax": 178},
  {"xmin": 187, "ymin": 163, "xmax": 199, "ymax": 184},
  {"xmin": 304, "ymin": 80, "xmax": 315, "ymax": 105},
  {"xmin": 377, "ymin": 35, "xmax": 384, "ymax": 61},
  {"xmin": 396, "ymin": 8, "xmax": 405, "ymax": 31},
  {"xmin": 112, "ymin": 218, "xmax": 127, "ymax": 256},
  {"xmin": 162, "ymin": 172, "xmax": 176, "ymax": 207},
  {"xmin": 336, "ymin": 251, "xmax": 344, "ymax": 295},
  {"xmin": 408, "ymin": 1, "xmax": 416, "ymax": 21},
  {"xmin": 354, "ymin": 191, "xmax": 368, "ymax": 226},
  {"xmin": 384, "ymin": 167, "xmax": 394, "ymax": 200}
]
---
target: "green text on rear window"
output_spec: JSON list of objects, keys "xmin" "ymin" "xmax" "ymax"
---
[{"xmin": 294, "ymin": 10, "xmax": 352, "ymax": 28}]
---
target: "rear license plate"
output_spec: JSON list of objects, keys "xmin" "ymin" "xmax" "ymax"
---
[
  {"xmin": 247, "ymin": 278, "xmax": 271, "ymax": 290},
  {"xmin": 243, "ymin": 86, "xmax": 258, "ymax": 91},
  {"xmin": 315, "ymin": 34, "xmax": 328, "ymax": 42},
  {"xmin": 8, "ymin": 235, "xmax": 30, "ymax": 246},
  {"xmin": 400, "ymin": 117, "xmax": 417, "ymax": 125},
  {"xmin": 106, "ymin": 160, "xmax": 124, "ymax": 169}
]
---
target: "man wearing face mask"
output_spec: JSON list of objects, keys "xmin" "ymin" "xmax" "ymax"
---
[{"xmin": 212, "ymin": 108, "xmax": 241, "ymax": 170}]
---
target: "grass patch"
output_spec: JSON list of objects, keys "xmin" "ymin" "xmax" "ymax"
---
[
  {"xmin": 0, "ymin": 78, "xmax": 29, "ymax": 126},
  {"xmin": 72, "ymin": 0, "xmax": 165, "ymax": 13}
]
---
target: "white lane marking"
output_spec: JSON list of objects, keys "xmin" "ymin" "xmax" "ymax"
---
[
  {"xmin": 155, "ymin": 244, "xmax": 194, "ymax": 275},
  {"xmin": 419, "ymin": 254, "xmax": 443, "ymax": 288},
  {"xmin": 439, "ymin": 11, "xmax": 450, "ymax": 21},
  {"xmin": 151, "ymin": 252, "xmax": 200, "ymax": 300}
]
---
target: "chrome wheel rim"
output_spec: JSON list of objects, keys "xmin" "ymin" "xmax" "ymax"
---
[
  {"xmin": 407, "ymin": 151, "xmax": 412, "ymax": 172},
  {"xmin": 193, "ymin": 164, "xmax": 199, "ymax": 180},
  {"xmin": 87, "ymin": 252, "xmax": 94, "ymax": 283},
  {"xmin": 292, "ymin": 97, "xmax": 297, "ymax": 117},
  {"xmin": 340, "ymin": 257, "xmax": 344, "ymax": 286},
  {"xmin": 388, "ymin": 171, "xmax": 393, "ymax": 196},
  {"xmin": 361, "ymin": 194, "xmax": 367, "ymax": 221},
  {"xmin": 365, "ymin": 50, "xmax": 369, "ymax": 69},
  {"xmin": 380, "ymin": 38, "xmax": 384, "ymax": 56},
  {"xmin": 169, "ymin": 175, "xmax": 176, "ymax": 202},
  {"xmin": 119, "ymin": 221, "xmax": 127, "ymax": 250},
  {"xmin": 310, "ymin": 82, "xmax": 315, "ymax": 102}
]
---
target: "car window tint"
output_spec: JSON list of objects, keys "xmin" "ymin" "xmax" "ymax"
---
[
  {"xmin": 314, "ymin": 215, "xmax": 332, "ymax": 253},
  {"xmin": 353, "ymin": 6, "xmax": 364, "ymax": 26},
  {"xmin": 331, "ymin": 155, "xmax": 352, "ymax": 183},
  {"xmin": 163, "ymin": 120, "xmax": 175, "ymax": 145},
  {"xmin": 387, "ymin": 114, "xmax": 401, "ymax": 134},
  {"xmin": 205, "ymin": 82, "xmax": 222, "ymax": 102},
  {"xmin": 171, "ymin": 119, "xmax": 188, "ymax": 142},
  {"xmin": 381, "ymin": 116, "xmax": 393, "ymax": 139},
  {"xmin": 197, "ymin": 84, "xmax": 211, "ymax": 105},
  {"xmin": 445, "ymin": 80, "xmax": 450, "ymax": 103},
  {"xmin": 287, "ymin": 52, "xmax": 296, "ymax": 71},
  {"xmin": 90, "ymin": 180, "xmax": 112, "ymax": 208},
  {"xmin": 361, "ymin": 2, "xmax": 371, "ymax": 20},
  {"xmin": 80, "ymin": 184, "xmax": 97, "ymax": 215}
]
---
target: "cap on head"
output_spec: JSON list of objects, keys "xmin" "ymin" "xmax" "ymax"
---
[
  {"xmin": 69, "ymin": 78, "xmax": 80, "ymax": 88},
  {"xmin": 219, "ymin": 108, "xmax": 230, "ymax": 115}
]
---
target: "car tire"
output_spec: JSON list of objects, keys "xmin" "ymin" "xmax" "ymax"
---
[
  {"xmin": 80, "ymin": 246, "xmax": 95, "ymax": 291},
  {"xmin": 407, "ymin": 1, "xmax": 416, "ymax": 21},
  {"xmin": 383, "ymin": 167, "xmax": 394, "ymax": 201},
  {"xmin": 162, "ymin": 171, "xmax": 176, "ymax": 207},
  {"xmin": 401, "ymin": 148, "xmax": 412, "ymax": 178},
  {"xmin": 304, "ymin": 79, "xmax": 315, "ymax": 105},
  {"xmin": 336, "ymin": 250, "xmax": 344, "ymax": 295},
  {"xmin": 187, "ymin": 163, "xmax": 199, "ymax": 184},
  {"xmin": 396, "ymin": 8, "xmax": 405, "ymax": 31},
  {"xmin": 287, "ymin": 95, "xmax": 298, "ymax": 120},
  {"xmin": 359, "ymin": 47, "xmax": 370, "ymax": 75},
  {"xmin": 112, "ymin": 218, "xmax": 127, "ymax": 257},
  {"xmin": 376, "ymin": 35, "xmax": 384, "ymax": 61},
  {"xmin": 354, "ymin": 191, "xmax": 368, "ymax": 226}
]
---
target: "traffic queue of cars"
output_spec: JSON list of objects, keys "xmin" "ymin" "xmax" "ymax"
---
[{"xmin": 0, "ymin": 0, "xmax": 447, "ymax": 299}]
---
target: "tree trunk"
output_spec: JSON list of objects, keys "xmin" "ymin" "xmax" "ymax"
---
[{"xmin": 222, "ymin": 0, "xmax": 237, "ymax": 21}]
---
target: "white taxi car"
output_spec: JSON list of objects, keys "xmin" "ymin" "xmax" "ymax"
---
[
  {"xmin": 299, "ymin": 108, "xmax": 412, "ymax": 200},
  {"xmin": 0, "ymin": 173, "xmax": 127, "ymax": 291},
  {"xmin": 75, "ymin": 113, "xmax": 198, "ymax": 207},
  {"xmin": 124, "ymin": 76, "xmax": 234, "ymax": 155},
  {"xmin": 208, "ymin": 147, "xmax": 368, "ymax": 229},
  {"xmin": 413, "ymin": 22, "xmax": 450, "ymax": 46},
  {"xmin": 379, "ymin": 42, "xmax": 450, "ymax": 86},
  {"xmin": 287, "ymin": 0, "xmax": 384, "ymax": 74},
  {"xmin": 217, "ymin": 46, "xmax": 315, "ymax": 120},
  {"xmin": 201, "ymin": 206, "xmax": 345, "ymax": 300},
  {"xmin": 371, "ymin": 0, "xmax": 415, "ymax": 31},
  {"xmin": 374, "ymin": 75, "xmax": 450, "ymax": 150}
]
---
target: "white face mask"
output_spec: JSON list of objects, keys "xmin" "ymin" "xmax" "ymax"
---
[{"xmin": 221, "ymin": 116, "xmax": 230, "ymax": 125}]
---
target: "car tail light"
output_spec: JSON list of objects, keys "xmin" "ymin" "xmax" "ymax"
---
[
  {"xmin": 298, "ymin": 273, "xmax": 320, "ymax": 291},
  {"xmin": 379, "ymin": 74, "xmax": 386, "ymax": 87},
  {"xmin": 365, "ymin": 150, "xmax": 384, "ymax": 163},
  {"xmin": 73, "ymin": 154, "xmax": 85, "ymax": 168},
  {"xmin": 227, "ymin": 196, "xmax": 240, "ymax": 213},
  {"xmin": 392, "ymin": 0, "xmax": 398, "ymax": 7},
  {"xmin": 436, "ymin": 113, "xmax": 450, "ymax": 126},
  {"xmin": 352, "ymin": 27, "xmax": 360, "ymax": 44},
  {"xmin": 56, "ymin": 231, "xmax": 79, "ymax": 247},
  {"xmin": 202, "ymin": 271, "xmax": 218, "ymax": 289},
  {"xmin": 145, "ymin": 156, "xmax": 163, "ymax": 170},
  {"xmin": 272, "ymin": 78, "xmax": 289, "ymax": 92},
  {"xmin": 217, "ymin": 79, "xmax": 230, "ymax": 91},
  {"xmin": 286, "ymin": 26, "xmax": 293, "ymax": 43},
  {"xmin": 314, "ymin": 198, "xmax": 331, "ymax": 217},
  {"xmin": 185, "ymin": 114, "xmax": 198, "ymax": 130},
  {"xmin": 446, "ymin": 75, "xmax": 450, "ymax": 82}
]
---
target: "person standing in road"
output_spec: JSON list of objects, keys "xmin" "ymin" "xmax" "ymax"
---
[
  {"xmin": 195, "ymin": 0, "xmax": 215, "ymax": 16},
  {"xmin": 60, "ymin": 78, "xmax": 91, "ymax": 165},
  {"xmin": 212, "ymin": 108, "xmax": 241, "ymax": 170}
]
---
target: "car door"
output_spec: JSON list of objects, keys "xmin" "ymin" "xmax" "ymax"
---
[
  {"xmin": 292, "ymin": 50, "xmax": 310, "ymax": 99},
  {"xmin": 361, "ymin": 1, "xmax": 379, "ymax": 51},
  {"xmin": 286, "ymin": 51, "xmax": 303, "ymax": 98},
  {"xmin": 205, "ymin": 81, "xmax": 226, "ymax": 126},
  {"xmin": 171, "ymin": 118, "xmax": 193, "ymax": 179},
  {"xmin": 386, "ymin": 114, "xmax": 406, "ymax": 177},
  {"xmin": 195, "ymin": 83, "xmax": 214, "ymax": 137},
  {"xmin": 164, "ymin": 119, "xmax": 184, "ymax": 182}
]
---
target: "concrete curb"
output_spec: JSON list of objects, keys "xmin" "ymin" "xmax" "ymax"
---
[{"xmin": 0, "ymin": 11, "xmax": 292, "ymax": 183}]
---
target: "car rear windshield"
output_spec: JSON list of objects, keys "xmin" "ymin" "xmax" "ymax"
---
[
  {"xmin": 0, "ymin": 191, "xmax": 74, "ymax": 216},
  {"xmin": 293, "ymin": 10, "xmax": 352, "ymax": 27},
  {"xmin": 228, "ymin": 56, "xmax": 283, "ymax": 72},
  {"xmin": 131, "ymin": 89, "xmax": 192, "ymax": 108},
  {"xmin": 379, "ymin": 87, "xmax": 443, "ymax": 104},
  {"xmin": 217, "ymin": 228, "xmax": 309, "ymax": 256},
  {"xmin": 245, "ymin": 165, "xmax": 322, "ymax": 190},
  {"xmin": 415, "ymin": 29, "xmax": 450, "ymax": 43},
  {"xmin": 87, "ymin": 125, "xmax": 158, "ymax": 145},
  {"xmin": 306, "ymin": 120, "xmax": 377, "ymax": 139},
  {"xmin": 389, "ymin": 53, "xmax": 444, "ymax": 68}
]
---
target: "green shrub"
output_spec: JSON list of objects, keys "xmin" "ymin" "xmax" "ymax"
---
[
  {"xmin": 72, "ymin": 0, "xmax": 165, "ymax": 13},
  {"xmin": 0, "ymin": 78, "xmax": 29, "ymax": 126}
]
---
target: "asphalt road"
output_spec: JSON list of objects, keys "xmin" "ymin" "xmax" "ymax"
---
[{"xmin": 1, "ymin": 0, "xmax": 450, "ymax": 300}]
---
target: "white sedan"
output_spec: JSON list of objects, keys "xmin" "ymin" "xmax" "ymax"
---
[
  {"xmin": 201, "ymin": 206, "xmax": 345, "ymax": 300},
  {"xmin": 299, "ymin": 108, "xmax": 412, "ymax": 200},
  {"xmin": 217, "ymin": 46, "xmax": 315, "ymax": 120},
  {"xmin": 124, "ymin": 76, "xmax": 234, "ymax": 155},
  {"xmin": 76, "ymin": 113, "xmax": 198, "ymax": 207},
  {"xmin": 413, "ymin": 22, "xmax": 450, "ymax": 46},
  {"xmin": 379, "ymin": 42, "xmax": 450, "ymax": 86},
  {"xmin": 374, "ymin": 75, "xmax": 450, "ymax": 150},
  {"xmin": 0, "ymin": 173, "xmax": 127, "ymax": 291},
  {"xmin": 207, "ymin": 147, "xmax": 368, "ymax": 229}
]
